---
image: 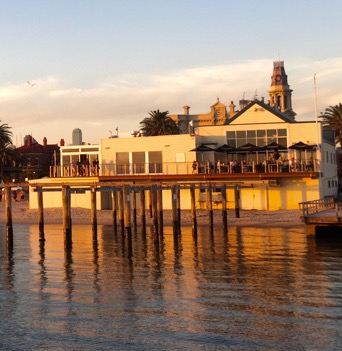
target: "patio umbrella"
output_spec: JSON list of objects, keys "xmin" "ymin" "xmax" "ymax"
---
[
  {"xmin": 263, "ymin": 141, "xmax": 287, "ymax": 151},
  {"xmin": 260, "ymin": 141, "xmax": 287, "ymax": 161},
  {"xmin": 215, "ymin": 144, "xmax": 237, "ymax": 163},
  {"xmin": 190, "ymin": 144, "xmax": 214, "ymax": 162},
  {"xmin": 288, "ymin": 141, "xmax": 316, "ymax": 163},
  {"xmin": 288, "ymin": 141, "xmax": 314, "ymax": 151},
  {"xmin": 236, "ymin": 143, "xmax": 261, "ymax": 163}
]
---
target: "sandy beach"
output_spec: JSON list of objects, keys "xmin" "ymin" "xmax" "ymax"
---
[{"xmin": 0, "ymin": 201, "xmax": 304, "ymax": 227}]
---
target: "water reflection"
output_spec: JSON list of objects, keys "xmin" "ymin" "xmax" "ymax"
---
[{"xmin": 0, "ymin": 223, "xmax": 341, "ymax": 350}]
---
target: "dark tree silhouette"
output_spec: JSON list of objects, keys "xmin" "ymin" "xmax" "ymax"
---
[
  {"xmin": 319, "ymin": 103, "xmax": 342, "ymax": 145},
  {"xmin": 0, "ymin": 121, "xmax": 14, "ymax": 179},
  {"xmin": 140, "ymin": 110, "xmax": 180, "ymax": 136}
]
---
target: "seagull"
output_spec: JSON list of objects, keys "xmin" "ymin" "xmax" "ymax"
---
[{"xmin": 27, "ymin": 81, "xmax": 37, "ymax": 87}]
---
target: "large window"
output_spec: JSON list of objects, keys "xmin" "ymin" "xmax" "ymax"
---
[
  {"xmin": 149, "ymin": 151, "xmax": 162, "ymax": 173},
  {"xmin": 132, "ymin": 152, "xmax": 145, "ymax": 174},
  {"xmin": 116, "ymin": 152, "xmax": 129, "ymax": 174},
  {"xmin": 227, "ymin": 128, "xmax": 288, "ymax": 148}
]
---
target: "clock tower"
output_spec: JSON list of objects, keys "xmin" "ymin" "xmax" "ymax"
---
[{"xmin": 269, "ymin": 61, "xmax": 296, "ymax": 119}]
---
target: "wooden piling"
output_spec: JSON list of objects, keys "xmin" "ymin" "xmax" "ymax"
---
[
  {"xmin": 123, "ymin": 185, "xmax": 132, "ymax": 235},
  {"xmin": 190, "ymin": 185, "xmax": 197, "ymax": 235},
  {"xmin": 157, "ymin": 185, "xmax": 163, "ymax": 231},
  {"xmin": 234, "ymin": 184, "xmax": 240, "ymax": 218},
  {"xmin": 140, "ymin": 189, "xmax": 146, "ymax": 232},
  {"xmin": 62, "ymin": 185, "xmax": 72, "ymax": 247},
  {"xmin": 171, "ymin": 185, "xmax": 178, "ymax": 235},
  {"xmin": 111, "ymin": 190, "xmax": 117, "ymax": 230},
  {"xmin": 176, "ymin": 186, "xmax": 181, "ymax": 230},
  {"xmin": 207, "ymin": 184, "xmax": 214, "ymax": 232},
  {"xmin": 37, "ymin": 186, "xmax": 45, "ymax": 241},
  {"xmin": 151, "ymin": 185, "xmax": 158, "ymax": 234},
  {"xmin": 118, "ymin": 188, "xmax": 124, "ymax": 234},
  {"xmin": 90, "ymin": 186, "xmax": 97, "ymax": 237},
  {"xmin": 148, "ymin": 188, "xmax": 152, "ymax": 218},
  {"xmin": 132, "ymin": 187, "xmax": 137, "ymax": 228},
  {"xmin": 5, "ymin": 186, "xmax": 13, "ymax": 247},
  {"xmin": 221, "ymin": 183, "xmax": 228, "ymax": 233}
]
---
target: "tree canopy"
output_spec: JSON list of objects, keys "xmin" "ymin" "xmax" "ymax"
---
[
  {"xmin": 0, "ymin": 121, "xmax": 14, "ymax": 179},
  {"xmin": 319, "ymin": 103, "xmax": 342, "ymax": 145},
  {"xmin": 139, "ymin": 110, "xmax": 180, "ymax": 136}
]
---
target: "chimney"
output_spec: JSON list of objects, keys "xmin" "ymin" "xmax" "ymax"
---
[
  {"xmin": 60, "ymin": 139, "xmax": 65, "ymax": 146},
  {"xmin": 43, "ymin": 137, "xmax": 47, "ymax": 146},
  {"xmin": 27, "ymin": 135, "xmax": 32, "ymax": 146},
  {"xmin": 229, "ymin": 101, "xmax": 236, "ymax": 115},
  {"xmin": 183, "ymin": 105, "xmax": 190, "ymax": 115}
]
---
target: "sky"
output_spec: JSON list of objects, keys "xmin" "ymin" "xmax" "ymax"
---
[{"xmin": 1, "ymin": 0, "xmax": 342, "ymax": 146}]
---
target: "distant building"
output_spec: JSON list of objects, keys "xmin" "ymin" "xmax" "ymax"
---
[
  {"xmin": 72, "ymin": 128, "xmax": 82, "ymax": 145},
  {"xmin": 15, "ymin": 135, "xmax": 60, "ymax": 180},
  {"xmin": 169, "ymin": 60, "xmax": 296, "ymax": 133}
]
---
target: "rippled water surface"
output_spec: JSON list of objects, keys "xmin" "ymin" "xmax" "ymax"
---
[{"xmin": 0, "ymin": 223, "xmax": 341, "ymax": 350}]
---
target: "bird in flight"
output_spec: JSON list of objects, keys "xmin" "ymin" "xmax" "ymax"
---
[{"xmin": 27, "ymin": 81, "xmax": 37, "ymax": 87}]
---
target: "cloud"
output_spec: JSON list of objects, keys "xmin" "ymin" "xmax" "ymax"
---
[{"xmin": 2, "ymin": 57, "xmax": 342, "ymax": 145}]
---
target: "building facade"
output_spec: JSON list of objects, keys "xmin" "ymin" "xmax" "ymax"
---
[{"xmin": 32, "ymin": 61, "xmax": 338, "ymax": 211}]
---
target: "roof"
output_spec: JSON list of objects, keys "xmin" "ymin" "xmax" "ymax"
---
[
  {"xmin": 227, "ymin": 99, "xmax": 296, "ymax": 124},
  {"xmin": 16, "ymin": 141, "xmax": 59, "ymax": 155}
]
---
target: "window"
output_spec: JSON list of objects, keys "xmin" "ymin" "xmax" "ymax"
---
[
  {"xmin": 35, "ymin": 158, "xmax": 39, "ymax": 166},
  {"xmin": 227, "ymin": 128, "xmax": 288, "ymax": 148},
  {"xmin": 149, "ymin": 151, "xmax": 162, "ymax": 173},
  {"xmin": 27, "ymin": 158, "xmax": 31, "ymax": 166},
  {"xmin": 116, "ymin": 152, "xmax": 129, "ymax": 174},
  {"xmin": 132, "ymin": 152, "xmax": 145, "ymax": 174},
  {"xmin": 247, "ymin": 130, "xmax": 256, "ymax": 145}
]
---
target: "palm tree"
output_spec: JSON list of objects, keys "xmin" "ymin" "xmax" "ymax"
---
[
  {"xmin": 319, "ymin": 103, "xmax": 342, "ymax": 145},
  {"xmin": 139, "ymin": 110, "xmax": 180, "ymax": 136},
  {"xmin": 0, "ymin": 121, "xmax": 14, "ymax": 180}
]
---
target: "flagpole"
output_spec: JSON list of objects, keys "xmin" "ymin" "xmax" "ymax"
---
[
  {"xmin": 314, "ymin": 74, "xmax": 319, "ymax": 148},
  {"xmin": 314, "ymin": 74, "xmax": 322, "ymax": 196}
]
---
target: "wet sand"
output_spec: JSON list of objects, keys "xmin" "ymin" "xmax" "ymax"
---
[{"xmin": 0, "ymin": 201, "xmax": 304, "ymax": 227}]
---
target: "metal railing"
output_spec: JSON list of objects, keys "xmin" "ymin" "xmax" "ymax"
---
[
  {"xmin": 299, "ymin": 197, "xmax": 336, "ymax": 217},
  {"xmin": 49, "ymin": 159, "xmax": 319, "ymax": 178}
]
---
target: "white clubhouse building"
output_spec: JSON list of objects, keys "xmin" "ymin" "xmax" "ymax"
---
[{"xmin": 30, "ymin": 61, "xmax": 338, "ymax": 211}]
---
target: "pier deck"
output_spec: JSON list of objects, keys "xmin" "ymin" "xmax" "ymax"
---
[{"xmin": 299, "ymin": 198, "xmax": 342, "ymax": 235}]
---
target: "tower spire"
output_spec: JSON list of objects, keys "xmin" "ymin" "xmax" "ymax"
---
[{"xmin": 268, "ymin": 61, "xmax": 296, "ymax": 119}]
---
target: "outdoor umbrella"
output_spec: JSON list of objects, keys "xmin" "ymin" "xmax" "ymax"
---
[
  {"xmin": 236, "ymin": 142, "xmax": 261, "ymax": 152},
  {"xmin": 261, "ymin": 141, "xmax": 287, "ymax": 161},
  {"xmin": 190, "ymin": 144, "xmax": 214, "ymax": 162},
  {"xmin": 288, "ymin": 141, "xmax": 315, "ymax": 160},
  {"xmin": 263, "ymin": 141, "xmax": 287, "ymax": 151},
  {"xmin": 236, "ymin": 143, "xmax": 261, "ymax": 163},
  {"xmin": 288, "ymin": 141, "xmax": 314, "ymax": 150},
  {"xmin": 215, "ymin": 144, "xmax": 237, "ymax": 163}
]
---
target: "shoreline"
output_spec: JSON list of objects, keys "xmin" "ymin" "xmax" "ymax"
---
[{"xmin": 0, "ymin": 202, "xmax": 304, "ymax": 227}]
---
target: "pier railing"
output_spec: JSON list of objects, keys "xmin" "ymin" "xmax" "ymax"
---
[
  {"xmin": 299, "ymin": 197, "xmax": 336, "ymax": 218},
  {"xmin": 49, "ymin": 158, "xmax": 319, "ymax": 178}
]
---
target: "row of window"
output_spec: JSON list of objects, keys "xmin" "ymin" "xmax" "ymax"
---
[
  {"xmin": 23, "ymin": 157, "xmax": 40, "ymax": 167},
  {"xmin": 226, "ymin": 128, "xmax": 288, "ymax": 148}
]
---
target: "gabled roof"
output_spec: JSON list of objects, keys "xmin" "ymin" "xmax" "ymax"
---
[
  {"xmin": 227, "ymin": 99, "xmax": 296, "ymax": 124},
  {"xmin": 17, "ymin": 141, "xmax": 59, "ymax": 154},
  {"xmin": 210, "ymin": 99, "xmax": 227, "ymax": 109}
]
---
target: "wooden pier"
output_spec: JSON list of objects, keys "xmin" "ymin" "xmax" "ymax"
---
[
  {"xmin": 299, "ymin": 197, "xmax": 342, "ymax": 235},
  {"xmin": 4, "ymin": 182, "xmax": 242, "ymax": 249}
]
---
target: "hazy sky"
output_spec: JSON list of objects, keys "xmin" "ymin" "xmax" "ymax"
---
[{"xmin": 1, "ymin": 0, "xmax": 342, "ymax": 146}]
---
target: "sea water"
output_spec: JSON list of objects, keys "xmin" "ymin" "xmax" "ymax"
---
[{"xmin": 0, "ymin": 224, "xmax": 341, "ymax": 350}]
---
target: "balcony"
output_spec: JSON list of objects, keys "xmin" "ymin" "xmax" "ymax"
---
[{"xmin": 49, "ymin": 159, "xmax": 319, "ymax": 178}]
